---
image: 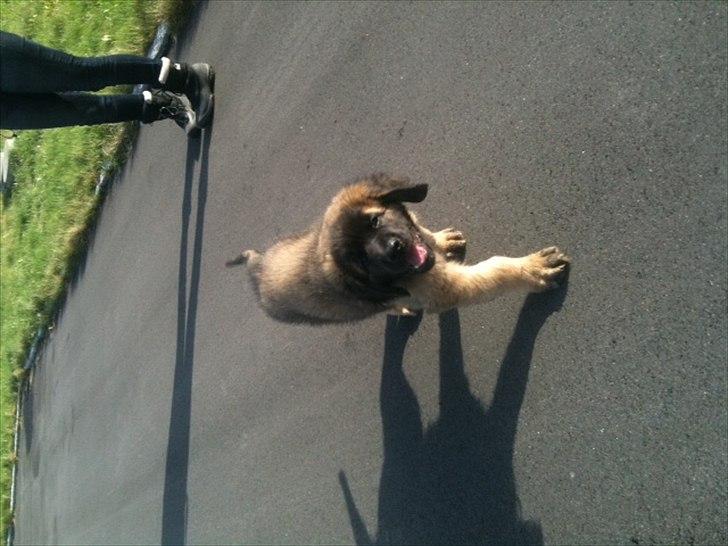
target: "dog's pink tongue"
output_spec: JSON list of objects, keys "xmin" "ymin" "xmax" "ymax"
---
[{"xmin": 407, "ymin": 243, "xmax": 428, "ymax": 268}]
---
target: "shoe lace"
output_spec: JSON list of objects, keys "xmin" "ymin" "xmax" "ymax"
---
[{"xmin": 159, "ymin": 104, "xmax": 189, "ymax": 129}]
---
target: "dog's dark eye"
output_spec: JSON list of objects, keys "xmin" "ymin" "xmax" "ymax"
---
[{"xmin": 370, "ymin": 215, "xmax": 382, "ymax": 229}]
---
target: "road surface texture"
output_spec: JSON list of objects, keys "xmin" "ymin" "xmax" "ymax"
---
[{"xmin": 15, "ymin": 2, "xmax": 727, "ymax": 545}]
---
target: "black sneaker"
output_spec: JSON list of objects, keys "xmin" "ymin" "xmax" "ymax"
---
[
  {"xmin": 142, "ymin": 89, "xmax": 198, "ymax": 135},
  {"xmin": 161, "ymin": 60, "xmax": 215, "ymax": 131},
  {"xmin": 184, "ymin": 63, "xmax": 215, "ymax": 129}
]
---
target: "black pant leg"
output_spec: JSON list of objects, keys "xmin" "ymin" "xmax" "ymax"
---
[
  {"xmin": 0, "ymin": 31, "xmax": 161, "ymax": 93},
  {"xmin": 0, "ymin": 92, "xmax": 145, "ymax": 129}
]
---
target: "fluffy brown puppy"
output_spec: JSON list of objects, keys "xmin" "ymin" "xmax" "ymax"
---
[{"xmin": 227, "ymin": 174, "xmax": 569, "ymax": 324}]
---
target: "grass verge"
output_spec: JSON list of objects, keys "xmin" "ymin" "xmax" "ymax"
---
[{"xmin": 0, "ymin": 0, "xmax": 193, "ymax": 535}]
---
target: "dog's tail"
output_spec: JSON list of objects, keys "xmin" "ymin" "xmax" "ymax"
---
[{"xmin": 225, "ymin": 249, "xmax": 261, "ymax": 268}]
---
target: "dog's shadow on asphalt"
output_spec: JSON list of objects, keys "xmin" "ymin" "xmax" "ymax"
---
[{"xmin": 340, "ymin": 286, "xmax": 568, "ymax": 545}]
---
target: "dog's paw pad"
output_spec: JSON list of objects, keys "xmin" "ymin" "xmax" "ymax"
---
[
  {"xmin": 526, "ymin": 247, "xmax": 570, "ymax": 290},
  {"xmin": 435, "ymin": 228, "xmax": 467, "ymax": 262}
]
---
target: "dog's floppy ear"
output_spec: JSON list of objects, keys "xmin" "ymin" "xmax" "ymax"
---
[{"xmin": 368, "ymin": 174, "xmax": 429, "ymax": 204}]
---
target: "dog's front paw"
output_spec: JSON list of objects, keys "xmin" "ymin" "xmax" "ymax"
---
[
  {"xmin": 523, "ymin": 246, "xmax": 570, "ymax": 291},
  {"xmin": 434, "ymin": 227, "xmax": 467, "ymax": 262}
]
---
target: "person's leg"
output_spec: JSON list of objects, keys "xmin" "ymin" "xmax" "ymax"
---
[
  {"xmin": 0, "ymin": 31, "xmax": 211, "ymax": 133},
  {"xmin": 0, "ymin": 31, "xmax": 161, "ymax": 93},
  {"xmin": 0, "ymin": 91, "xmax": 192, "ymax": 130}
]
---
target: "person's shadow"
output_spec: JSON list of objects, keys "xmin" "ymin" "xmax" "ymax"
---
[
  {"xmin": 339, "ymin": 286, "xmax": 568, "ymax": 545},
  {"xmin": 161, "ymin": 127, "xmax": 212, "ymax": 546}
]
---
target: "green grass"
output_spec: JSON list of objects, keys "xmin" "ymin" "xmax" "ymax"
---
[{"xmin": 0, "ymin": 0, "xmax": 192, "ymax": 535}]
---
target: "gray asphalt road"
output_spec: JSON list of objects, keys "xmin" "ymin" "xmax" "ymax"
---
[{"xmin": 15, "ymin": 2, "xmax": 727, "ymax": 545}]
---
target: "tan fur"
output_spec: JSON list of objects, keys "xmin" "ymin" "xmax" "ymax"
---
[
  {"xmin": 229, "ymin": 174, "xmax": 570, "ymax": 324},
  {"xmin": 396, "ymin": 244, "xmax": 568, "ymax": 314}
]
